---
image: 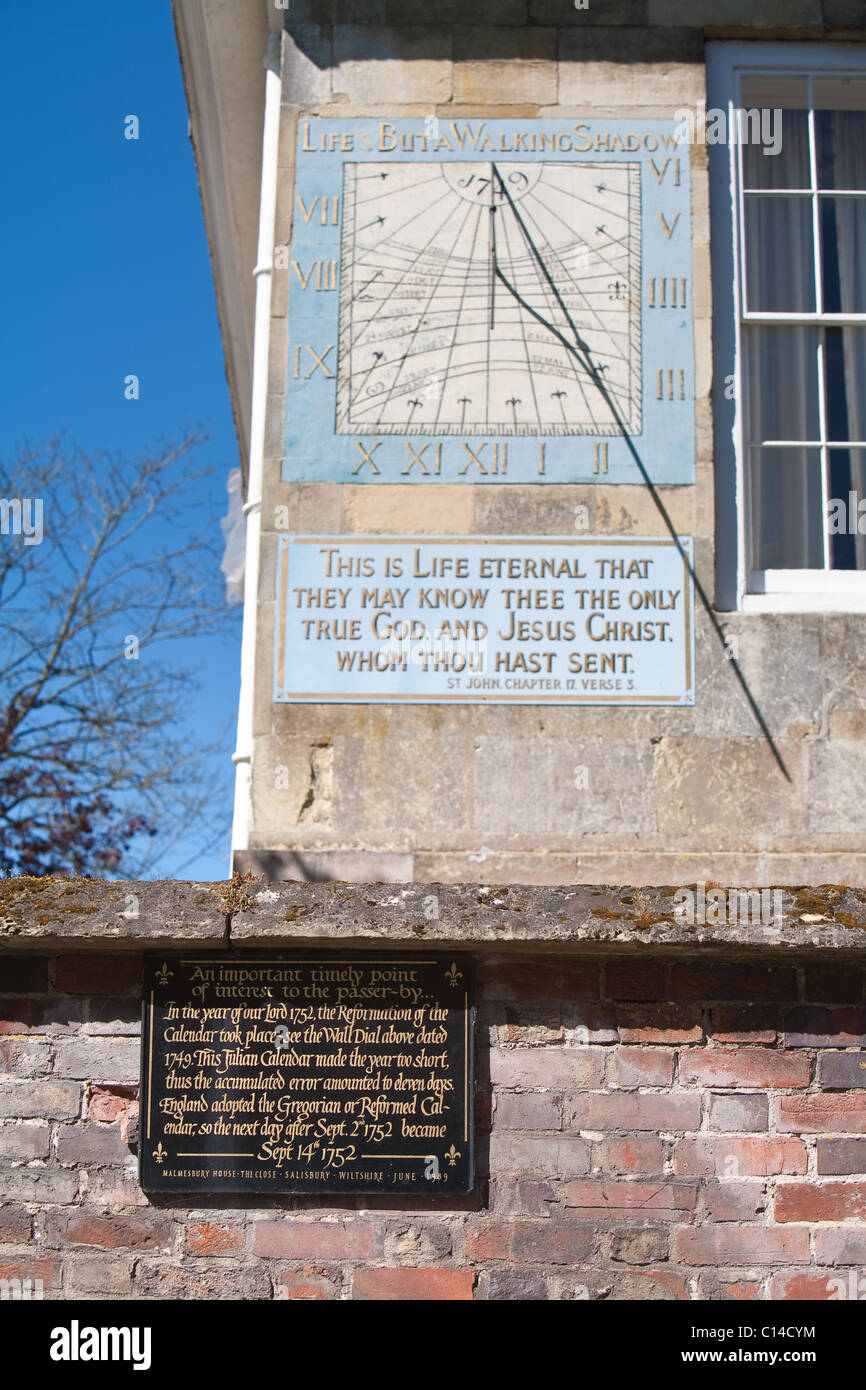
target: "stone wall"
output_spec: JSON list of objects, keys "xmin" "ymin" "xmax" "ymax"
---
[
  {"xmin": 231, "ymin": 0, "xmax": 866, "ymax": 886},
  {"xmin": 4, "ymin": 879, "xmax": 866, "ymax": 1301}
]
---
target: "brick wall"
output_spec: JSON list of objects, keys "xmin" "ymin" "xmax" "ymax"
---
[{"xmin": 2, "ymin": 950, "xmax": 866, "ymax": 1300}]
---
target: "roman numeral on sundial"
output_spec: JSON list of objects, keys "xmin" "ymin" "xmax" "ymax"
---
[
  {"xmin": 657, "ymin": 368, "xmax": 686, "ymax": 401},
  {"xmin": 649, "ymin": 278, "xmax": 687, "ymax": 309}
]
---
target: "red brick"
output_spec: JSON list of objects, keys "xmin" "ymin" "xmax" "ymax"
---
[
  {"xmin": 703, "ymin": 1180, "xmax": 766, "ymax": 1222},
  {"xmin": 490, "ymin": 1048, "xmax": 604, "ymax": 1090},
  {"xmin": 618, "ymin": 1006, "xmax": 702, "ymax": 1044},
  {"xmin": 804, "ymin": 966, "xmax": 863, "ymax": 1005},
  {"xmin": 56, "ymin": 1122, "xmax": 130, "ymax": 1166},
  {"xmin": 87, "ymin": 1083, "xmax": 139, "ymax": 1123},
  {"xmin": 813, "ymin": 1227, "xmax": 866, "ymax": 1265},
  {"xmin": 673, "ymin": 1137, "xmax": 807, "ymax": 1177},
  {"xmin": 816, "ymin": 1139, "xmax": 866, "ymax": 1174},
  {"xmin": 563, "ymin": 1180, "xmax": 696, "ymax": 1219},
  {"xmin": 709, "ymin": 1007, "xmax": 777, "ymax": 1044},
  {"xmin": 775, "ymin": 1181, "xmax": 866, "ymax": 1223},
  {"xmin": 465, "ymin": 1222, "xmax": 595, "ymax": 1265},
  {"xmin": 483, "ymin": 963, "xmax": 598, "ymax": 1003},
  {"xmin": 818, "ymin": 1052, "xmax": 866, "ymax": 1090},
  {"xmin": 784, "ymin": 1007, "xmax": 866, "ymax": 1047},
  {"xmin": 0, "ymin": 1205, "xmax": 32, "ymax": 1243},
  {"xmin": 0, "ymin": 1256, "xmax": 59, "ymax": 1289},
  {"xmin": 610, "ymin": 1228, "xmax": 668, "ymax": 1264},
  {"xmin": 595, "ymin": 1138, "xmax": 665, "ymax": 1174},
  {"xmin": 0, "ymin": 996, "xmax": 82, "ymax": 1033},
  {"xmin": 776, "ymin": 1094, "xmax": 866, "ymax": 1133},
  {"xmin": 702, "ymin": 1278, "xmax": 762, "ymax": 1300},
  {"xmin": 616, "ymin": 1268, "xmax": 687, "ymax": 1299},
  {"xmin": 568, "ymin": 1093, "xmax": 701, "ymax": 1132},
  {"xmin": 494, "ymin": 1091, "xmax": 562, "ymax": 1130},
  {"xmin": 493, "ymin": 1178, "xmax": 557, "ymax": 1216},
  {"xmin": 488, "ymin": 1133, "xmax": 589, "ymax": 1176},
  {"xmin": 186, "ymin": 1222, "xmax": 245, "ymax": 1256},
  {"xmin": 0, "ymin": 959, "xmax": 48, "ymax": 993},
  {"xmin": 253, "ymin": 1222, "xmax": 376, "ymax": 1260},
  {"xmin": 55, "ymin": 955, "xmax": 142, "ymax": 996},
  {"xmin": 134, "ymin": 1262, "xmax": 270, "ymax": 1299},
  {"xmin": 605, "ymin": 962, "xmax": 666, "ymax": 1001},
  {"xmin": 679, "ymin": 1048, "xmax": 810, "ymax": 1089},
  {"xmin": 274, "ymin": 1269, "xmax": 340, "ymax": 1300},
  {"xmin": 352, "ymin": 1267, "xmax": 475, "ymax": 1301},
  {"xmin": 612, "ymin": 1047, "xmax": 674, "ymax": 1087},
  {"xmin": 501, "ymin": 1014, "xmax": 564, "ymax": 1047},
  {"xmin": 571, "ymin": 1004, "xmax": 618, "ymax": 1042},
  {"xmin": 671, "ymin": 963, "xmax": 797, "ymax": 1003},
  {"xmin": 675, "ymin": 1226, "xmax": 809, "ymax": 1266},
  {"xmin": 60, "ymin": 1213, "xmax": 172, "ymax": 1253},
  {"xmin": 770, "ymin": 1272, "xmax": 840, "ymax": 1301}
]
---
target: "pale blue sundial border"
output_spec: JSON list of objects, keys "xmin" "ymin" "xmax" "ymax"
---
[{"xmin": 284, "ymin": 118, "xmax": 695, "ymax": 486}]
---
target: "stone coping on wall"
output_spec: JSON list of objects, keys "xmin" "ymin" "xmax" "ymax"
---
[{"xmin": 1, "ymin": 878, "xmax": 866, "ymax": 953}]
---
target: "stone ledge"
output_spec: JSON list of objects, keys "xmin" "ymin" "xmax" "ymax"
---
[{"xmin": 1, "ymin": 879, "xmax": 866, "ymax": 953}]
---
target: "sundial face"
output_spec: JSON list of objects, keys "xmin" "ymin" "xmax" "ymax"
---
[
  {"xmin": 285, "ymin": 119, "xmax": 694, "ymax": 484},
  {"xmin": 338, "ymin": 160, "xmax": 640, "ymax": 438}
]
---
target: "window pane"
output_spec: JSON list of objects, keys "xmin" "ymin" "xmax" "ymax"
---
[
  {"xmin": 817, "ymin": 109, "xmax": 866, "ymax": 190},
  {"xmin": 826, "ymin": 450, "xmax": 866, "ymax": 571},
  {"xmin": 745, "ymin": 326, "xmax": 820, "ymax": 442},
  {"xmin": 820, "ymin": 198, "xmax": 866, "ymax": 312},
  {"xmin": 825, "ymin": 327, "xmax": 866, "ymax": 443},
  {"xmin": 743, "ymin": 110, "xmax": 809, "ymax": 190},
  {"xmin": 750, "ymin": 448, "xmax": 823, "ymax": 570},
  {"xmin": 744, "ymin": 196, "xmax": 815, "ymax": 312}
]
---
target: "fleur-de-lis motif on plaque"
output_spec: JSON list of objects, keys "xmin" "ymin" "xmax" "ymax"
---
[
  {"xmin": 153, "ymin": 1142, "xmax": 167, "ymax": 1165},
  {"xmin": 155, "ymin": 962, "xmax": 173, "ymax": 987},
  {"xmin": 445, "ymin": 1144, "xmax": 461, "ymax": 1167},
  {"xmin": 444, "ymin": 961, "xmax": 462, "ymax": 989}
]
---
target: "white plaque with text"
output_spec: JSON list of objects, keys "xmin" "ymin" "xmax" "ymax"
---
[{"xmin": 274, "ymin": 536, "xmax": 694, "ymax": 705}]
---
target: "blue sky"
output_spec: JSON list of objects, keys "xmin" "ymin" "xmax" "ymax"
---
[{"xmin": 0, "ymin": 3, "xmax": 243, "ymax": 880}]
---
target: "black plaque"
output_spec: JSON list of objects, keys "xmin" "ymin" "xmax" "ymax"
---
[{"xmin": 140, "ymin": 953, "xmax": 474, "ymax": 1195}]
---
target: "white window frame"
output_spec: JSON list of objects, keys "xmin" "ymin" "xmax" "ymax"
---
[{"xmin": 707, "ymin": 41, "xmax": 866, "ymax": 614}]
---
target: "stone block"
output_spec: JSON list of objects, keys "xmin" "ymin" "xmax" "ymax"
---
[
  {"xmin": 282, "ymin": 26, "xmax": 333, "ymax": 106},
  {"xmin": 649, "ymin": 0, "xmax": 821, "ymax": 22},
  {"xmin": 333, "ymin": 27, "xmax": 453, "ymax": 104},
  {"xmin": 453, "ymin": 29, "xmax": 557, "ymax": 106},
  {"xmin": 475, "ymin": 737, "xmax": 655, "ymax": 837}
]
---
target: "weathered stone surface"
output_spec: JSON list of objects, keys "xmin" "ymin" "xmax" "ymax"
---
[
  {"xmin": 531, "ymin": 0, "xmax": 647, "ymax": 22},
  {"xmin": 0, "ymin": 877, "xmax": 224, "ymax": 943},
  {"xmin": 4, "ymin": 880, "xmax": 866, "ymax": 951},
  {"xmin": 54, "ymin": 1039, "xmax": 140, "ymax": 1085},
  {"xmin": 332, "ymin": 27, "xmax": 453, "ymax": 104},
  {"xmin": 823, "ymin": 0, "xmax": 866, "ymax": 24},
  {"xmin": 708, "ymin": 1092, "xmax": 769, "ymax": 1133},
  {"xmin": 475, "ymin": 737, "xmax": 655, "ymax": 837},
  {"xmin": 453, "ymin": 28, "xmax": 557, "ymax": 106},
  {"xmin": 0, "ymin": 1080, "xmax": 81, "ymax": 1120},
  {"xmin": 0, "ymin": 1122, "xmax": 50, "ymax": 1160},
  {"xmin": 283, "ymin": 26, "xmax": 332, "ymax": 105},
  {"xmin": 649, "ymin": 0, "xmax": 821, "ymax": 22},
  {"xmin": 809, "ymin": 743, "xmax": 866, "ymax": 834},
  {"xmin": 654, "ymin": 738, "xmax": 803, "ymax": 846}
]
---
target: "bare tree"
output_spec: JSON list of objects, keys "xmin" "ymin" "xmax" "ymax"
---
[{"xmin": 0, "ymin": 432, "xmax": 240, "ymax": 877}]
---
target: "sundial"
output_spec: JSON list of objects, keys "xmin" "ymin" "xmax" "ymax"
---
[{"xmin": 284, "ymin": 119, "xmax": 694, "ymax": 484}]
